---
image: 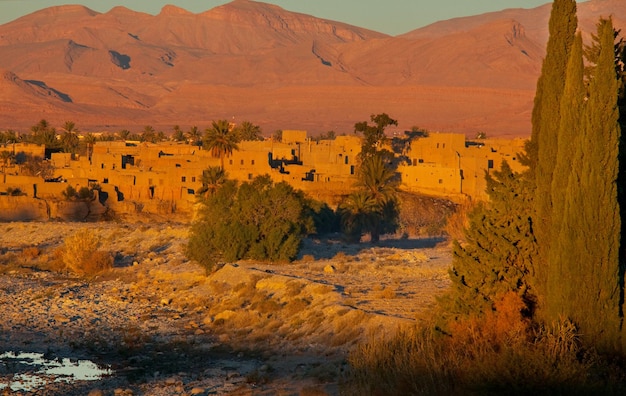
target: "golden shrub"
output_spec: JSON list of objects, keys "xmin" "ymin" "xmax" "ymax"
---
[
  {"xmin": 21, "ymin": 246, "xmax": 40, "ymax": 260},
  {"xmin": 62, "ymin": 230, "xmax": 112, "ymax": 275}
]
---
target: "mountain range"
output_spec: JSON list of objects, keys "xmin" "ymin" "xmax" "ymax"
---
[{"xmin": 0, "ymin": 0, "xmax": 624, "ymax": 137}]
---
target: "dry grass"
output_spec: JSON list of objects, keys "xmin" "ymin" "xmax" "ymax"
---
[{"xmin": 345, "ymin": 292, "xmax": 623, "ymax": 395}]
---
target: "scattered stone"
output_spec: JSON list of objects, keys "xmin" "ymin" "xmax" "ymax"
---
[
  {"xmin": 160, "ymin": 298, "xmax": 172, "ymax": 306},
  {"xmin": 88, "ymin": 390, "xmax": 104, "ymax": 396},
  {"xmin": 165, "ymin": 377, "xmax": 178, "ymax": 385},
  {"xmin": 323, "ymin": 264, "xmax": 336, "ymax": 274},
  {"xmin": 191, "ymin": 387, "xmax": 205, "ymax": 395},
  {"xmin": 54, "ymin": 315, "xmax": 70, "ymax": 323}
]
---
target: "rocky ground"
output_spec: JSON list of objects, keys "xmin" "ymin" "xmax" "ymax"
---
[{"xmin": 0, "ymin": 222, "xmax": 451, "ymax": 395}]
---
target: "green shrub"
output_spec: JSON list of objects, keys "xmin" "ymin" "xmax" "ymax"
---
[{"xmin": 187, "ymin": 175, "xmax": 316, "ymax": 273}]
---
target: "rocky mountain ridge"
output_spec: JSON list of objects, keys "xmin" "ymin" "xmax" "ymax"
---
[{"xmin": 0, "ymin": 0, "xmax": 623, "ymax": 137}]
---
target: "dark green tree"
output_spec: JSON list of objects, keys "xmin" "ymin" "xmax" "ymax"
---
[
  {"xmin": 527, "ymin": 0, "xmax": 578, "ymax": 307},
  {"xmin": 354, "ymin": 113, "xmax": 397, "ymax": 161},
  {"xmin": 340, "ymin": 154, "xmax": 399, "ymax": 243},
  {"xmin": 442, "ymin": 162, "xmax": 537, "ymax": 318},
  {"xmin": 187, "ymin": 175, "xmax": 314, "ymax": 273},
  {"xmin": 546, "ymin": 32, "xmax": 586, "ymax": 320},
  {"xmin": 553, "ymin": 18, "xmax": 623, "ymax": 352}
]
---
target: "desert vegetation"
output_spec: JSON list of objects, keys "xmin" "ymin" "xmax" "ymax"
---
[{"xmin": 345, "ymin": 1, "xmax": 626, "ymax": 394}]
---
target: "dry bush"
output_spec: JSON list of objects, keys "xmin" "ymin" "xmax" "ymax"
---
[
  {"xmin": 345, "ymin": 293, "xmax": 617, "ymax": 395},
  {"xmin": 21, "ymin": 246, "xmax": 40, "ymax": 260},
  {"xmin": 61, "ymin": 230, "xmax": 113, "ymax": 275},
  {"xmin": 374, "ymin": 286, "xmax": 398, "ymax": 299},
  {"xmin": 83, "ymin": 250, "xmax": 114, "ymax": 275}
]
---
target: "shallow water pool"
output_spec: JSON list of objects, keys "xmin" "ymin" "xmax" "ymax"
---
[{"xmin": 0, "ymin": 351, "xmax": 113, "ymax": 392}]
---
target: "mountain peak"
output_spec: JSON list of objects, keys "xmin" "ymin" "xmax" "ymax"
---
[
  {"xmin": 17, "ymin": 5, "xmax": 99, "ymax": 23},
  {"xmin": 159, "ymin": 5, "xmax": 193, "ymax": 17}
]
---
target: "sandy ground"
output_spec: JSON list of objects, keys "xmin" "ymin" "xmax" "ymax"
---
[{"xmin": 0, "ymin": 222, "xmax": 451, "ymax": 395}]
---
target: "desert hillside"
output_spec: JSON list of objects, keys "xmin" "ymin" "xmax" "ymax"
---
[{"xmin": 0, "ymin": 0, "xmax": 624, "ymax": 137}]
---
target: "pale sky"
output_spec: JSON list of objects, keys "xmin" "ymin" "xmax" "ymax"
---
[{"xmin": 0, "ymin": 0, "xmax": 567, "ymax": 36}]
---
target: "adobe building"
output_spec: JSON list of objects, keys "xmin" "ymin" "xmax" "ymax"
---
[
  {"xmin": 0, "ymin": 131, "xmax": 528, "ymax": 221},
  {"xmin": 398, "ymin": 133, "xmax": 526, "ymax": 200}
]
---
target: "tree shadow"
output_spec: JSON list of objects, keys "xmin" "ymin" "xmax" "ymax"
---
[{"xmin": 298, "ymin": 235, "xmax": 447, "ymax": 261}]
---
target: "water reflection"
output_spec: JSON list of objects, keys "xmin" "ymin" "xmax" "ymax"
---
[{"xmin": 0, "ymin": 351, "xmax": 113, "ymax": 391}]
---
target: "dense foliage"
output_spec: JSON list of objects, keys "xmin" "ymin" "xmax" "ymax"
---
[
  {"xmin": 443, "ymin": 162, "xmax": 536, "ymax": 319},
  {"xmin": 187, "ymin": 175, "xmax": 315, "ymax": 273}
]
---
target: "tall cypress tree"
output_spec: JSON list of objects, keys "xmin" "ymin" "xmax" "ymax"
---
[
  {"xmin": 546, "ymin": 33, "xmax": 585, "ymax": 320},
  {"xmin": 528, "ymin": 0, "xmax": 578, "ymax": 310},
  {"xmin": 557, "ymin": 18, "xmax": 622, "ymax": 352}
]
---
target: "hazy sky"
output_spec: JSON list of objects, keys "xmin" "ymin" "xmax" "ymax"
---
[{"xmin": 0, "ymin": 0, "xmax": 565, "ymax": 36}]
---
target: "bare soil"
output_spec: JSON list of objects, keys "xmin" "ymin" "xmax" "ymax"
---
[{"xmin": 0, "ymin": 222, "xmax": 451, "ymax": 395}]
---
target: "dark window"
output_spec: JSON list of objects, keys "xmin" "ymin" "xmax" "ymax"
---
[
  {"xmin": 488, "ymin": 159, "xmax": 494, "ymax": 169},
  {"xmin": 412, "ymin": 159, "xmax": 417, "ymax": 166},
  {"xmin": 345, "ymin": 156, "xmax": 349, "ymax": 164},
  {"xmin": 181, "ymin": 176, "xmax": 186, "ymax": 182},
  {"xmin": 251, "ymin": 160, "xmax": 255, "ymax": 165},
  {"xmin": 350, "ymin": 165, "xmax": 355, "ymax": 175},
  {"xmin": 192, "ymin": 177, "xmax": 196, "ymax": 182}
]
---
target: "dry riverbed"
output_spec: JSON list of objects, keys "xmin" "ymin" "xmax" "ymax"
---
[{"xmin": 0, "ymin": 222, "xmax": 451, "ymax": 395}]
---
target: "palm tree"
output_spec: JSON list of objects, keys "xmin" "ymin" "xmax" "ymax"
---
[
  {"xmin": 172, "ymin": 125, "xmax": 185, "ymax": 142},
  {"xmin": 341, "ymin": 154, "xmax": 399, "ymax": 243},
  {"xmin": 198, "ymin": 166, "xmax": 227, "ymax": 197},
  {"xmin": 357, "ymin": 154, "xmax": 399, "ymax": 205},
  {"xmin": 339, "ymin": 190, "xmax": 378, "ymax": 243},
  {"xmin": 203, "ymin": 120, "xmax": 239, "ymax": 170},
  {"xmin": 141, "ymin": 126, "xmax": 157, "ymax": 143},
  {"xmin": 0, "ymin": 150, "xmax": 13, "ymax": 174},
  {"xmin": 186, "ymin": 126, "xmax": 201, "ymax": 146},
  {"xmin": 235, "ymin": 121, "xmax": 263, "ymax": 141},
  {"xmin": 84, "ymin": 133, "xmax": 97, "ymax": 160},
  {"xmin": 60, "ymin": 122, "xmax": 79, "ymax": 155},
  {"xmin": 117, "ymin": 129, "xmax": 131, "ymax": 141}
]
